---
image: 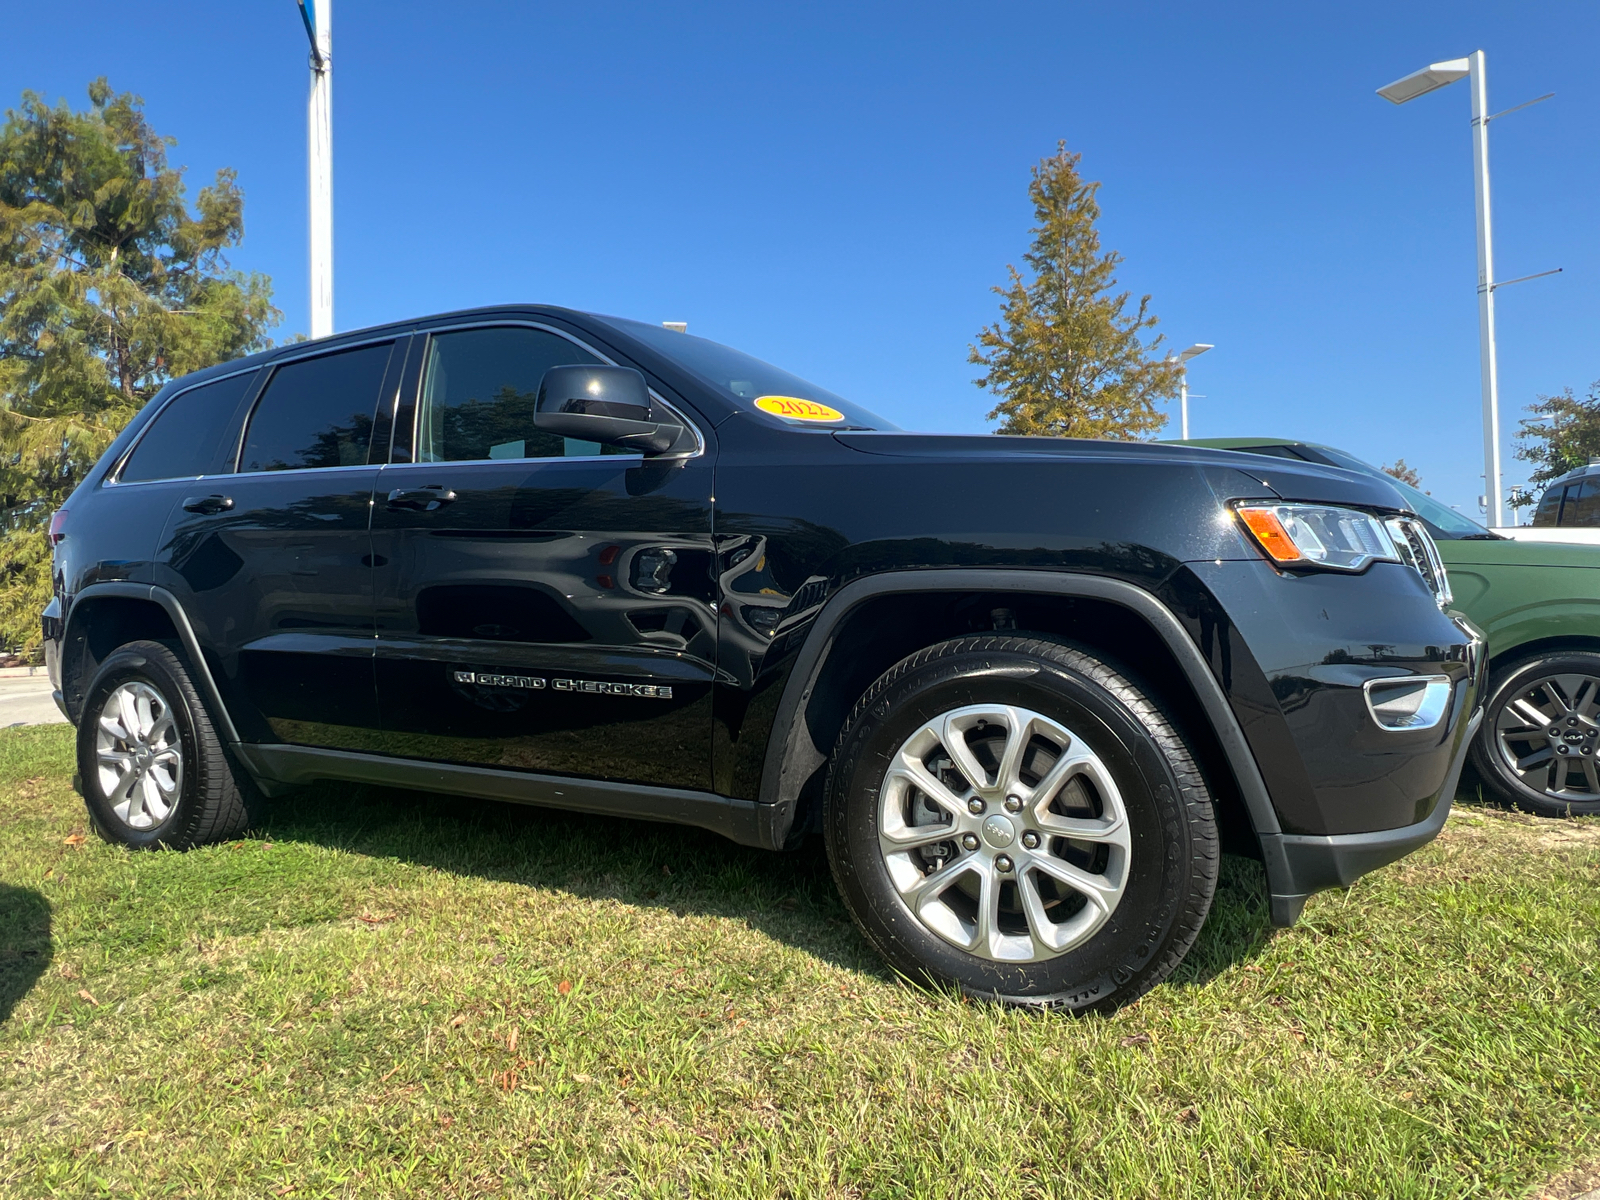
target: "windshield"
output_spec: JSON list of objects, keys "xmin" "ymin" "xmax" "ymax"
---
[
  {"xmin": 596, "ymin": 317, "xmax": 898, "ymax": 430},
  {"xmin": 1310, "ymin": 446, "xmax": 1491, "ymax": 539}
]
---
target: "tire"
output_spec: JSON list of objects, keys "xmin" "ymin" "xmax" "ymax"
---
[
  {"xmin": 824, "ymin": 635, "xmax": 1219, "ymax": 1012},
  {"xmin": 1469, "ymin": 650, "xmax": 1600, "ymax": 819},
  {"xmin": 76, "ymin": 639, "xmax": 257, "ymax": 849}
]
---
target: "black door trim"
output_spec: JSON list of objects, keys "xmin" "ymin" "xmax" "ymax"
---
[{"xmin": 234, "ymin": 743, "xmax": 764, "ymax": 846}]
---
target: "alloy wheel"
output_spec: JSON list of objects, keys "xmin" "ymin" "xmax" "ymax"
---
[
  {"xmin": 94, "ymin": 680, "xmax": 184, "ymax": 830},
  {"xmin": 878, "ymin": 703, "xmax": 1130, "ymax": 963},
  {"xmin": 1493, "ymin": 672, "xmax": 1600, "ymax": 800}
]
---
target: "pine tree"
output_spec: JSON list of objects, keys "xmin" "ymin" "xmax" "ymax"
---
[
  {"xmin": 0, "ymin": 79, "xmax": 278, "ymax": 655},
  {"xmin": 970, "ymin": 142, "xmax": 1180, "ymax": 439}
]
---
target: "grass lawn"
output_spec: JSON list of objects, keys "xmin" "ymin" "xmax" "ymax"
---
[{"xmin": 1, "ymin": 724, "xmax": 1597, "ymax": 1199}]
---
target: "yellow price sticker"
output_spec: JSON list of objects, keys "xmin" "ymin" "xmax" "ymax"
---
[{"xmin": 753, "ymin": 395, "xmax": 845, "ymax": 423}]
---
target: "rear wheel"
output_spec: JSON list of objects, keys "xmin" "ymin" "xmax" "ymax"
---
[
  {"xmin": 77, "ymin": 640, "xmax": 257, "ymax": 849},
  {"xmin": 1470, "ymin": 650, "xmax": 1600, "ymax": 818},
  {"xmin": 824, "ymin": 635, "xmax": 1218, "ymax": 1011}
]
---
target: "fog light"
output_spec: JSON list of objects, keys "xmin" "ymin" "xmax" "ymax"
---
[{"xmin": 1364, "ymin": 675, "xmax": 1452, "ymax": 732}]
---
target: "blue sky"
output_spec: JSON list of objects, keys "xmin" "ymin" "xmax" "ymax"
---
[{"xmin": 10, "ymin": 1, "xmax": 1596, "ymax": 518}]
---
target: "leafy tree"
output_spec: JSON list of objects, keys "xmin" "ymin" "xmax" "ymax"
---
[
  {"xmin": 1381, "ymin": 459, "xmax": 1421, "ymax": 488},
  {"xmin": 970, "ymin": 142, "xmax": 1181, "ymax": 439},
  {"xmin": 0, "ymin": 79, "xmax": 278, "ymax": 655},
  {"xmin": 1510, "ymin": 382, "xmax": 1600, "ymax": 509}
]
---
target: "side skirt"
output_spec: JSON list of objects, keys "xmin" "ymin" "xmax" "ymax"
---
[{"xmin": 234, "ymin": 743, "xmax": 767, "ymax": 848}]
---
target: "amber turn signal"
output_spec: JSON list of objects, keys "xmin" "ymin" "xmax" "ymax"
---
[{"xmin": 1236, "ymin": 507, "xmax": 1304, "ymax": 563}]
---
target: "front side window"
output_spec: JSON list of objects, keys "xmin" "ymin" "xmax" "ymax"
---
[
  {"xmin": 415, "ymin": 327, "xmax": 622, "ymax": 462},
  {"xmin": 120, "ymin": 371, "xmax": 257, "ymax": 483},
  {"xmin": 1561, "ymin": 479, "xmax": 1600, "ymax": 527},
  {"xmin": 239, "ymin": 342, "xmax": 394, "ymax": 473}
]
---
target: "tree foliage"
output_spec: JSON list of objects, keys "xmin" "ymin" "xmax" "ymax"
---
[
  {"xmin": 1511, "ymin": 382, "xmax": 1600, "ymax": 506},
  {"xmin": 1381, "ymin": 459, "xmax": 1421, "ymax": 488},
  {"xmin": 970, "ymin": 143, "xmax": 1181, "ymax": 439},
  {"xmin": 0, "ymin": 79, "xmax": 278, "ymax": 654}
]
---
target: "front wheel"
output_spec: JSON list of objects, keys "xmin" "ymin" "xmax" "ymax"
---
[
  {"xmin": 1469, "ymin": 650, "xmax": 1600, "ymax": 818},
  {"xmin": 77, "ymin": 640, "xmax": 257, "ymax": 849},
  {"xmin": 824, "ymin": 635, "xmax": 1219, "ymax": 1011}
]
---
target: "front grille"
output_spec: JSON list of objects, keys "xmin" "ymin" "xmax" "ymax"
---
[{"xmin": 1385, "ymin": 516, "xmax": 1452, "ymax": 608}]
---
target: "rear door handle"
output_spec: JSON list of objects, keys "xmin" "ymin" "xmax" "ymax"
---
[
  {"xmin": 386, "ymin": 485, "xmax": 457, "ymax": 512},
  {"xmin": 182, "ymin": 494, "xmax": 234, "ymax": 515}
]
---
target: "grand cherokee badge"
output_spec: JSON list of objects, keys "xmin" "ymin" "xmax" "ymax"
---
[{"xmin": 453, "ymin": 670, "xmax": 672, "ymax": 699}]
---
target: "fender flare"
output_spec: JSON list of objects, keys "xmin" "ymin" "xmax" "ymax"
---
[
  {"xmin": 754, "ymin": 568, "xmax": 1289, "ymax": 877},
  {"xmin": 60, "ymin": 582, "xmax": 240, "ymax": 744}
]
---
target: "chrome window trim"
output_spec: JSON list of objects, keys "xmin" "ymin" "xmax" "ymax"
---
[
  {"xmin": 104, "ymin": 364, "xmax": 263, "ymax": 487},
  {"xmin": 210, "ymin": 462, "xmax": 385, "ymax": 483},
  {"xmin": 409, "ymin": 319, "xmax": 707, "ymax": 463},
  {"xmin": 231, "ymin": 332, "xmax": 408, "ymax": 474},
  {"xmin": 378, "ymin": 454, "xmax": 644, "ymax": 471}
]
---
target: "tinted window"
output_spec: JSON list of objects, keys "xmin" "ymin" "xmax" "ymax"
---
[
  {"xmin": 416, "ymin": 326, "xmax": 614, "ymax": 462},
  {"xmin": 120, "ymin": 372, "xmax": 256, "ymax": 482},
  {"xmin": 240, "ymin": 343, "xmax": 393, "ymax": 472},
  {"xmin": 1561, "ymin": 479, "xmax": 1600, "ymax": 527},
  {"xmin": 1533, "ymin": 484, "xmax": 1564, "ymax": 527}
]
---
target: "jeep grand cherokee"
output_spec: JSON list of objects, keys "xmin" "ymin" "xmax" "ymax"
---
[{"xmin": 42, "ymin": 307, "xmax": 1483, "ymax": 1010}]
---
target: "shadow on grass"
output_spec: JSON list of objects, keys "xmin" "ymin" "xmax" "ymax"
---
[
  {"xmin": 263, "ymin": 781, "xmax": 894, "ymax": 979},
  {"xmin": 0, "ymin": 884, "xmax": 51, "ymax": 1023},
  {"xmin": 260, "ymin": 781, "xmax": 1276, "ymax": 988}
]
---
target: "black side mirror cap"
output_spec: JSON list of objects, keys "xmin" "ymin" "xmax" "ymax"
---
[{"xmin": 533, "ymin": 365, "xmax": 691, "ymax": 456}]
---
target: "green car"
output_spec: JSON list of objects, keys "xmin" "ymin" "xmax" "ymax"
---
[{"xmin": 1177, "ymin": 438, "xmax": 1600, "ymax": 819}]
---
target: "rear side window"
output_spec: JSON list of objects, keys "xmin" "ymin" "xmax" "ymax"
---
[
  {"xmin": 119, "ymin": 372, "xmax": 256, "ymax": 483},
  {"xmin": 1533, "ymin": 485, "xmax": 1563, "ymax": 526},
  {"xmin": 239, "ymin": 342, "xmax": 394, "ymax": 472},
  {"xmin": 415, "ymin": 326, "xmax": 615, "ymax": 463}
]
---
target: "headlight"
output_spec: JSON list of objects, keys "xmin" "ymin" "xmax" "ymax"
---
[{"xmin": 1234, "ymin": 503, "xmax": 1399, "ymax": 572}]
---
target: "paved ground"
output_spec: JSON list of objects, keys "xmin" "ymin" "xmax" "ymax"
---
[{"xmin": 0, "ymin": 671, "xmax": 66, "ymax": 728}]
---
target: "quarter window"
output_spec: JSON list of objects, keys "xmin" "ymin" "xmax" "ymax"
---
[
  {"xmin": 415, "ymin": 327, "xmax": 622, "ymax": 463},
  {"xmin": 239, "ymin": 343, "xmax": 394, "ymax": 473},
  {"xmin": 119, "ymin": 372, "xmax": 257, "ymax": 483}
]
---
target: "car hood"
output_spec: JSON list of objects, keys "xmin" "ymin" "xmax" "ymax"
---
[
  {"xmin": 832, "ymin": 431, "xmax": 1414, "ymax": 512},
  {"xmin": 1440, "ymin": 534, "xmax": 1600, "ymax": 568}
]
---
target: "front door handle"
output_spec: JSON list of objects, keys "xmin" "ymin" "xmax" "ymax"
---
[
  {"xmin": 386, "ymin": 485, "xmax": 457, "ymax": 512},
  {"xmin": 182, "ymin": 494, "xmax": 234, "ymax": 515}
]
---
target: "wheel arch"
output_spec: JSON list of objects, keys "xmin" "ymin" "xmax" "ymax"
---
[
  {"xmin": 755, "ymin": 570, "xmax": 1285, "ymax": 867},
  {"xmin": 60, "ymin": 584, "xmax": 238, "ymax": 742},
  {"xmin": 1485, "ymin": 633, "xmax": 1600, "ymax": 679}
]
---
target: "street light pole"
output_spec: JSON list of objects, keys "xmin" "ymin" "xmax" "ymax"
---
[
  {"xmin": 1172, "ymin": 343, "xmax": 1213, "ymax": 439},
  {"xmin": 299, "ymin": 0, "xmax": 333, "ymax": 339},
  {"xmin": 1378, "ymin": 52, "xmax": 1510, "ymax": 525},
  {"xmin": 1466, "ymin": 51, "xmax": 1501, "ymax": 527}
]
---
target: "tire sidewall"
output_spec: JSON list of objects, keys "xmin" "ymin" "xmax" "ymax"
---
[
  {"xmin": 827, "ymin": 647, "xmax": 1197, "ymax": 1009},
  {"xmin": 77, "ymin": 643, "xmax": 204, "ymax": 849},
  {"xmin": 1473, "ymin": 650, "xmax": 1600, "ymax": 817}
]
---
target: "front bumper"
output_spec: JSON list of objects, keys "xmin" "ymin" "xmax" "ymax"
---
[{"xmin": 1260, "ymin": 705, "xmax": 1481, "ymax": 926}]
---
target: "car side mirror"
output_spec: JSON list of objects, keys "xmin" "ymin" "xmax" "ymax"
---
[{"xmin": 532, "ymin": 365, "xmax": 690, "ymax": 455}]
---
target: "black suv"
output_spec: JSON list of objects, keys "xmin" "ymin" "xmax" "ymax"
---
[{"xmin": 43, "ymin": 307, "xmax": 1483, "ymax": 1009}]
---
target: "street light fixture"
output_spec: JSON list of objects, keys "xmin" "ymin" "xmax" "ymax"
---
[
  {"xmin": 297, "ymin": 0, "xmax": 333, "ymax": 339},
  {"xmin": 1377, "ymin": 51, "xmax": 1555, "ymax": 528},
  {"xmin": 1173, "ymin": 343, "xmax": 1212, "ymax": 439}
]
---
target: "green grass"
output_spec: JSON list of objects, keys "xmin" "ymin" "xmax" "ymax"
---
[{"xmin": 0, "ymin": 724, "xmax": 1597, "ymax": 1199}]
